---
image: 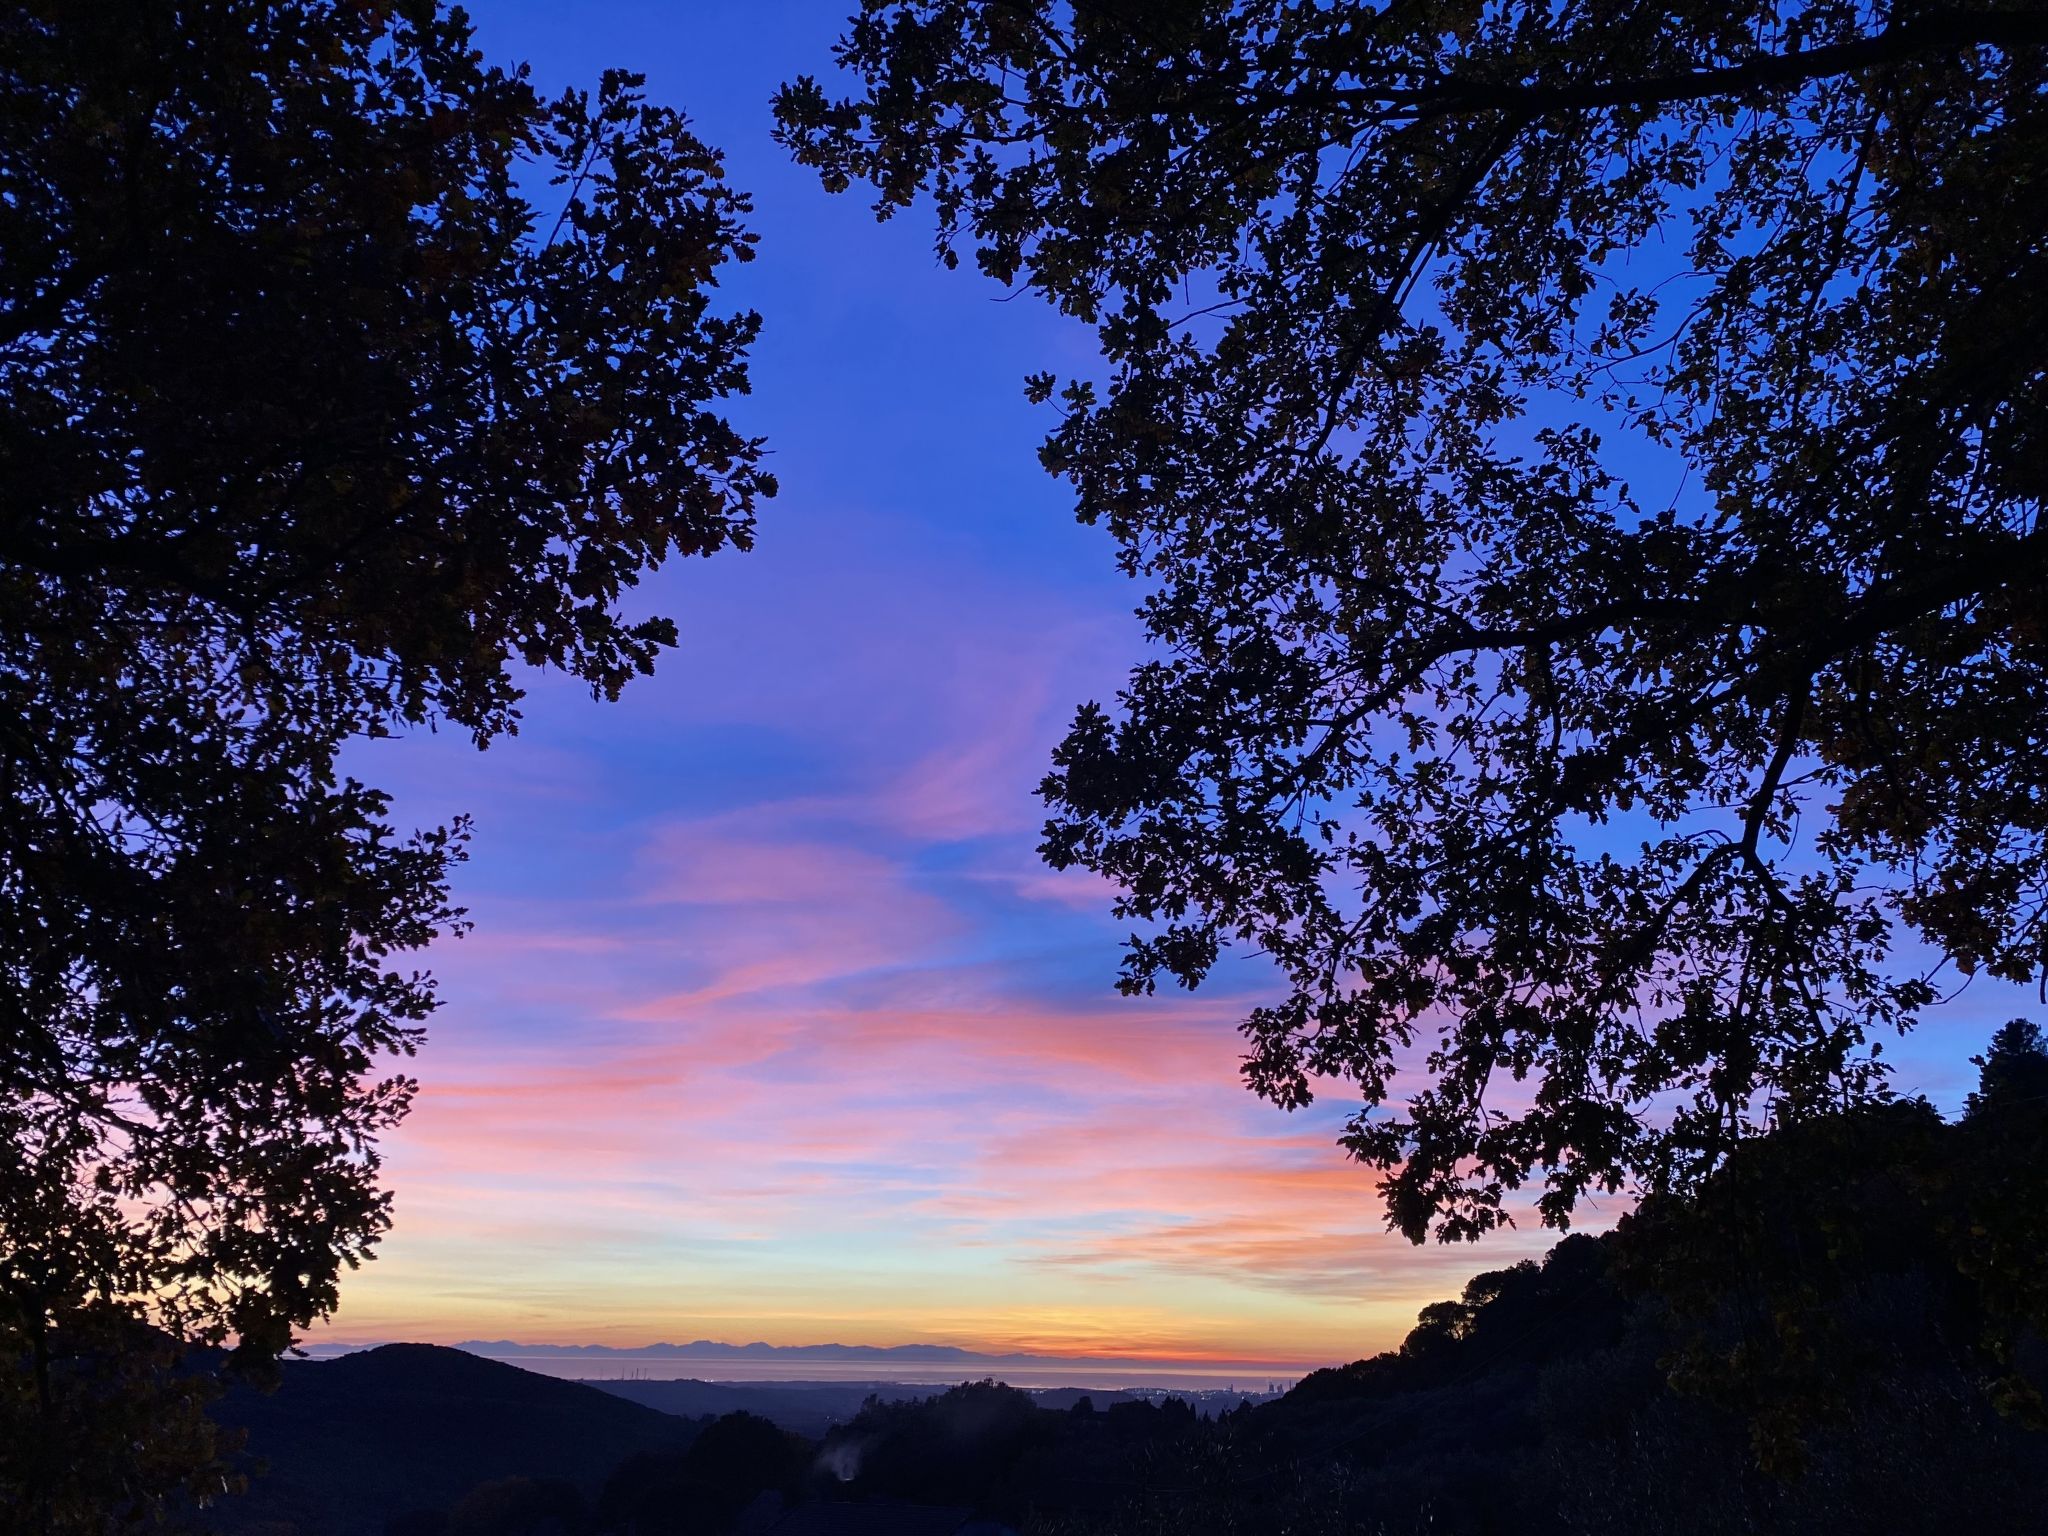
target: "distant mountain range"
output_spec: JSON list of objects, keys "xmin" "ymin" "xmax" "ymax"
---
[
  {"xmin": 464, "ymin": 1341, "xmax": 1094, "ymax": 1364},
  {"xmin": 298, "ymin": 1338, "xmax": 1304, "ymax": 1370}
]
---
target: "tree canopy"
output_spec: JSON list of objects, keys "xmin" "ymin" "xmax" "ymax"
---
[
  {"xmin": 1, "ymin": 0, "xmax": 768, "ymax": 1521},
  {"xmin": 1967, "ymin": 1017, "xmax": 2048, "ymax": 1116},
  {"xmin": 778, "ymin": 1, "xmax": 2048, "ymax": 1241}
]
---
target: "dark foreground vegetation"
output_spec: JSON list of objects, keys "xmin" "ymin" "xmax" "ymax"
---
[{"xmin": 206, "ymin": 1031, "xmax": 2048, "ymax": 1536}]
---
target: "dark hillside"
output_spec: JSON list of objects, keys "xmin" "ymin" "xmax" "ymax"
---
[
  {"xmin": 586, "ymin": 1380, "xmax": 1190, "ymax": 1439},
  {"xmin": 208, "ymin": 1344, "xmax": 696, "ymax": 1536},
  {"xmin": 786, "ymin": 1070, "xmax": 2048, "ymax": 1535},
  {"xmin": 589, "ymin": 1379, "xmax": 930, "ymax": 1439}
]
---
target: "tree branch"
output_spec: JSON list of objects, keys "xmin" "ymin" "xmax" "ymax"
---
[{"xmin": 1314, "ymin": 11, "xmax": 2048, "ymax": 121}]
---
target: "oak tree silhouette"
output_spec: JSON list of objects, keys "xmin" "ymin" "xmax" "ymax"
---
[
  {"xmin": 778, "ymin": 0, "xmax": 2048, "ymax": 1241},
  {"xmin": 0, "ymin": 1, "xmax": 770, "ymax": 1525}
]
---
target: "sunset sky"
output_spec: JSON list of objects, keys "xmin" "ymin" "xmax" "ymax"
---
[{"xmin": 318, "ymin": 0, "xmax": 2007, "ymax": 1367}]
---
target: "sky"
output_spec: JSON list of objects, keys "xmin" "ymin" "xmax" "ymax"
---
[{"xmin": 318, "ymin": 0, "xmax": 2016, "ymax": 1367}]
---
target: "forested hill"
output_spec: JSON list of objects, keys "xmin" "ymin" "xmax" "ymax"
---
[{"xmin": 209, "ymin": 1345, "xmax": 695, "ymax": 1535}]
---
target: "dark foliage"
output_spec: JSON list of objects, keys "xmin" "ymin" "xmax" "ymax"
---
[
  {"xmin": 1286, "ymin": 1232, "xmax": 1625, "ymax": 1409},
  {"xmin": 0, "ymin": 1307, "xmax": 226, "ymax": 1531},
  {"xmin": 1, "ymin": 0, "xmax": 768, "ymax": 1525},
  {"xmin": 380, "ymin": 1478, "xmax": 591, "ymax": 1536},
  {"xmin": 445, "ymin": 1479, "xmax": 586, "ymax": 1536},
  {"xmin": 779, "ymin": 0, "xmax": 2048, "ymax": 1242},
  {"xmin": 1621, "ymin": 1014, "xmax": 2048, "ymax": 1453},
  {"xmin": 819, "ymin": 1381, "xmax": 1065, "ymax": 1514},
  {"xmin": 597, "ymin": 1410, "xmax": 810, "ymax": 1536},
  {"xmin": 1968, "ymin": 1017, "xmax": 2048, "ymax": 1117}
]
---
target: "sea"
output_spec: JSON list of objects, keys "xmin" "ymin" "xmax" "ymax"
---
[{"xmin": 457, "ymin": 1352, "xmax": 1310, "ymax": 1393}]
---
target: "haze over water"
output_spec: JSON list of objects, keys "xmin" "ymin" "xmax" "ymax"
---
[{"xmin": 481, "ymin": 1354, "xmax": 1304, "ymax": 1392}]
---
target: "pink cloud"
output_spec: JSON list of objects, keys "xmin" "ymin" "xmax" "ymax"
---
[
  {"xmin": 636, "ymin": 822, "xmax": 912, "ymax": 908},
  {"xmin": 1007, "ymin": 866, "xmax": 1126, "ymax": 912}
]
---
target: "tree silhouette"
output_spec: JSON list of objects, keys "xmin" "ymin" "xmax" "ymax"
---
[
  {"xmin": 1966, "ymin": 1018, "xmax": 2048, "ymax": 1119},
  {"xmin": 779, "ymin": 1, "xmax": 2048, "ymax": 1240},
  {"xmin": 1, "ymin": 1, "xmax": 770, "ymax": 1524},
  {"xmin": 598, "ymin": 1411, "xmax": 808, "ymax": 1536},
  {"xmin": 1616, "ymin": 1018, "xmax": 2048, "ymax": 1463}
]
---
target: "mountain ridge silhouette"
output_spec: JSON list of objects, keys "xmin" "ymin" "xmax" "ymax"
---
[
  {"xmin": 211, "ymin": 1342, "xmax": 695, "ymax": 1534},
  {"xmin": 381, "ymin": 1339, "xmax": 1310, "ymax": 1368}
]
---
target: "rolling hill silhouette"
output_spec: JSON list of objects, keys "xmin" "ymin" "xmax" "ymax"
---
[{"xmin": 210, "ymin": 1343, "xmax": 695, "ymax": 1535}]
